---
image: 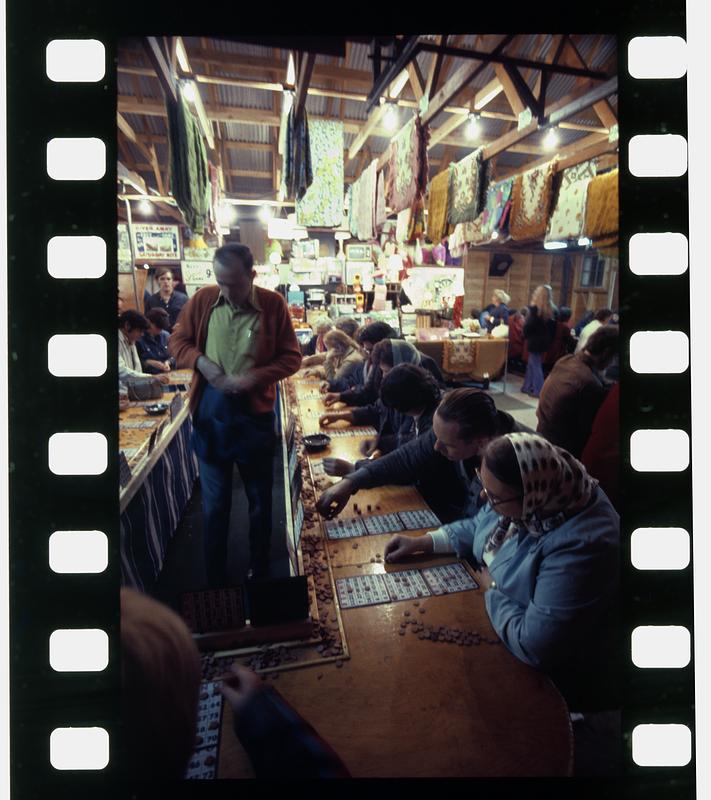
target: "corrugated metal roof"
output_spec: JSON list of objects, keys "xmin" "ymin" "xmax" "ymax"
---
[
  {"xmin": 227, "ymin": 148, "xmax": 273, "ymax": 172},
  {"xmin": 342, "ymin": 99, "xmax": 368, "ymax": 121},
  {"xmin": 305, "ymin": 93, "xmax": 328, "ymax": 116},
  {"xmin": 222, "ymin": 122, "xmax": 272, "ymax": 143},
  {"xmin": 347, "ymin": 42, "xmax": 372, "ymax": 72},
  {"xmin": 214, "ymin": 83, "xmax": 273, "ymax": 110}
]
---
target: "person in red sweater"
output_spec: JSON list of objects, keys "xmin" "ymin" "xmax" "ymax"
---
[{"xmin": 169, "ymin": 244, "xmax": 302, "ymax": 584}]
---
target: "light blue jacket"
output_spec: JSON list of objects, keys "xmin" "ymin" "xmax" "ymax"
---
[{"xmin": 439, "ymin": 488, "xmax": 619, "ymax": 673}]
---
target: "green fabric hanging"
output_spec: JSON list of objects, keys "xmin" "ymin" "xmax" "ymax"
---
[{"xmin": 166, "ymin": 92, "xmax": 211, "ymax": 233}]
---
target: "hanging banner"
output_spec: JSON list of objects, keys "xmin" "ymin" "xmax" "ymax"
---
[{"xmin": 131, "ymin": 224, "xmax": 181, "ymax": 261}]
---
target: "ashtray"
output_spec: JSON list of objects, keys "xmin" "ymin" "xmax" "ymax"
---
[
  {"xmin": 145, "ymin": 403, "xmax": 169, "ymax": 416},
  {"xmin": 303, "ymin": 433, "xmax": 331, "ymax": 452}
]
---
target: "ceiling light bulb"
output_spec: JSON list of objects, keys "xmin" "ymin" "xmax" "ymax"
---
[
  {"xmin": 181, "ymin": 82, "xmax": 197, "ymax": 103},
  {"xmin": 465, "ymin": 113, "xmax": 479, "ymax": 141},
  {"xmin": 138, "ymin": 199, "xmax": 152, "ymax": 215},
  {"xmin": 544, "ymin": 126, "xmax": 559, "ymax": 151},
  {"xmin": 383, "ymin": 104, "xmax": 398, "ymax": 131},
  {"xmin": 491, "ymin": 230, "xmax": 499, "ymax": 240},
  {"xmin": 259, "ymin": 205, "xmax": 273, "ymax": 223}
]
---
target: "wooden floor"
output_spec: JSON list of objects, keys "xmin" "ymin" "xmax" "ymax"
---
[{"xmin": 217, "ymin": 375, "xmax": 573, "ymax": 777}]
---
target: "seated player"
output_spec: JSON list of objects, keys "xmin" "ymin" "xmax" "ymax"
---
[
  {"xmin": 303, "ymin": 329, "xmax": 364, "ymax": 392},
  {"xmin": 119, "ymin": 310, "xmax": 171, "ymax": 387},
  {"xmin": 301, "ymin": 320, "xmax": 333, "ymax": 365},
  {"xmin": 384, "ymin": 433, "xmax": 620, "ymax": 712},
  {"xmin": 136, "ymin": 307, "xmax": 176, "ymax": 375},
  {"xmin": 316, "ymin": 388, "xmax": 531, "ymax": 525},
  {"xmin": 322, "ymin": 321, "xmax": 398, "ymax": 408},
  {"xmin": 320, "ymin": 363, "xmax": 442, "ymax": 477},
  {"xmin": 121, "ymin": 587, "xmax": 350, "ymax": 780}
]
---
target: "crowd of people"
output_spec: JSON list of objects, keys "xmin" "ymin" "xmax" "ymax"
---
[{"xmin": 120, "ymin": 246, "xmax": 621, "ymax": 777}]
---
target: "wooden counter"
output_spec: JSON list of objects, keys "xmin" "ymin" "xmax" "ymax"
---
[{"xmin": 216, "ymin": 374, "xmax": 573, "ymax": 777}]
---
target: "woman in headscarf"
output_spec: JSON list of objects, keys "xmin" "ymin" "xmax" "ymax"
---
[
  {"xmin": 384, "ymin": 432, "xmax": 619, "ymax": 711},
  {"xmin": 303, "ymin": 328, "xmax": 364, "ymax": 392}
]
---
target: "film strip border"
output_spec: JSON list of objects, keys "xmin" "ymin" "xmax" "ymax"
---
[{"xmin": 3, "ymin": 3, "xmax": 694, "ymax": 796}]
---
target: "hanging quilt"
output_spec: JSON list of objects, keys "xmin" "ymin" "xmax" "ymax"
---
[
  {"xmin": 296, "ymin": 120, "xmax": 344, "ymax": 227},
  {"xmin": 166, "ymin": 93, "xmax": 211, "ymax": 233},
  {"xmin": 426, "ymin": 167, "xmax": 451, "ymax": 243},
  {"xmin": 545, "ymin": 160, "xmax": 597, "ymax": 242},
  {"xmin": 509, "ymin": 159, "xmax": 558, "ymax": 241},
  {"xmin": 583, "ymin": 168, "xmax": 619, "ymax": 247},
  {"xmin": 375, "ymin": 167, "xmax": 389, "ymax": 230},
  {"xmin": 348, "ymin": 181, "xmax": 359, "ymax": 238},
  {"xmin": 396, "ymin": 207, "xmax": 411, "ymax": 244},
  {"xmin": 354, "ymin": 158, "xmax": 378, "ymax": 241},
  {"xmin": 386, "ymin": 114, "xmax": 429, "ymax": 214},
  {"xmin": 479, "ymin": 177, "xmax": 515, "ymax": 241},
  {"xmin": 447, "ymin": 148, "xmax": 484, "ymax": 226},
  {"xmin": 283, "ymin": 108, "xmax": 313, "ymax": 201}
]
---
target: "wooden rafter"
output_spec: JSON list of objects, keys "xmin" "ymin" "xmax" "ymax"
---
[
  {"xmin": 293, "ymin": 52, "xmax": 316, "ymax": 122},
  {"xmin": 406, "ymin": 59, "xmax": 425, "ymax": 101},
  {"xmin": 559, "ymin": 37, "xmax": 617, "ymax": 129},
  {"xmin": 424, "ymin": 35, "xmax": 448, "ymax": 99}
]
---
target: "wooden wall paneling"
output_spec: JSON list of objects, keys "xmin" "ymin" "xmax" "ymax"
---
[
  {"xmin": 531, "ymin": 252, "xmax": 552, "ymax": 291},
  {"xmin": 119, "ymin": 268, "xmax": 148, "ymax": 312},
  {"xmin": 506, "ymin": 252, "xmax": 533, "ymax": 310},
  {"xmin": 549, "ymin": 254, "xmax": 564, "ymax": 305},
  {"xmin": 463, "ymin": 249, "xmax": 488, "ymax": 313},
  {"xmin": 238, "ymin": 219, "xmax": 266, "ymax": 264}
]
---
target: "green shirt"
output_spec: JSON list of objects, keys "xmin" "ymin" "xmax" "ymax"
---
[{"xmin": 205, "ymin": 288, "xmax": 261, "ymax": 376}]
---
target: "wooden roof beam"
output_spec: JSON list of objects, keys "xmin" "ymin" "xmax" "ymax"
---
[
  {"xmin": 174, "ymin": 37, "xmax": 215, "ymax": 150},
  {"xmin": 348, "ymin": 104, "xmax": 387, "ymax": 162},
  {"xmin": 293, "ymin": 52, "xmax": 316, "ymax": 122},
  {"xmin": 421, "ymin": 35, "xmax": 515, "ymax": 126},
  {"xmin": 142, "ymin": 37, "xmax": 177, "ymax": 103},
  {"xmin": 497, "ymin": 134, "xmax": 617, "ymax": 180},
  {"xmin": 559, "ymin": 37, "xmax": 617, "ymax": 129},
  {"xmin": 424, "ymin": 35, "xmax": 447, "ymax": 100},
  {"xmin": 406, "ymin": 60, "xmax": 425, "ymax": 101}
]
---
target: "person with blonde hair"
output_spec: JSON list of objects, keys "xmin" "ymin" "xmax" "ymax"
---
[
  {"xmin": 521, "ymin": 284, "xmax": 558, "ymax": 396},
  {"xmin": 301, "ymin": 320, "xmax": 333, "ymax": 367},
  {"xmin": 303, "ymin": 328, "xmax": 364, "ymax": 392},
  {"xmin": 120, "ymin": 587, "xmax": 350, "ymax": 779}
]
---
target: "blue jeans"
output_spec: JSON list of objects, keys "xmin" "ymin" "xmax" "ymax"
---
[
  {"xmin": 192, "ymin": 385, "xmax": 276, "ymax": 587},
  {"xmin": 522, "ymin": 352, "xmax": 544, "ymax": 396}
]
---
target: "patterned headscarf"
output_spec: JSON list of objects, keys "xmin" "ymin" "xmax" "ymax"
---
[
  {"xmin": 483, "ymin": 432, "xmax": 598, "ymax": 557},
  {"xmin": 390, "ymin": 339, "xmax": 422, "ymax": 367}
]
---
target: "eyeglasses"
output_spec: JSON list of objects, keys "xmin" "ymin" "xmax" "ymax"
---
[{"xmin": 475, "ymin": 469, "xmax": 523, "ymax": 508}]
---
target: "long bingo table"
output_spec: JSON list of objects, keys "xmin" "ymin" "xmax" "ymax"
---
[
  {"xmin": 119, "ymin": 370, "xmax": 199, "ymax": 590},
  {"xmin": 216, "ymin": 373, "xmax": 572, "ymax": 778}
]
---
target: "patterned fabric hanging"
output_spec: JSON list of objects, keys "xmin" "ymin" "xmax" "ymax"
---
[
  {"xmin": 443, "ymin": 339, "xmax": 479, "ymax": 374},
  {"xmin": 583, "ymin": 168, "xmax": 619, "ymax": 247},
  {"xmin": 354, "ymin": 158, "xmax": 378, "ymax": 241},
  {"xmin": 386, "ymin": 114, "xmax": 430, "ymax": 214},
  {"xmin": 375, "ymin": 166, "xmax": 389, "ymax": 230},
  {"xmin": 447, "ymin": 148, "xmax": 485, "ymax": 225},
  {"xmin": 480, "ymin": 177, "xmax": 515, "ymax": 241},
  {"xmin": 296, "ymin": 120, "xmax": 344, "ymax": 227},
  {"xmin": 426, "ymin": 167, "xmax": 452, "ymax": 243},
  {"xmin": 509, "ymin": 159, "xmax": 558, "ymax": 241},
  {"xmin": 283, "ymin": 107, "xmax": 313, "ymax": 201},
  {"xmin": 165, "ymin": 92, "xmax": 211, "ymax": 233},
  {"xmin": 545, "ymin": 160, "xmax": 597, "ymax": 242},
  {"xmin": 348, "ymin": 181, "xmax": 359, "ymax": 238}
]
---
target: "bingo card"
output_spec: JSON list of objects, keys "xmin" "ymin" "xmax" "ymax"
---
[
  {"xmin": 421, "ymin": 563, "xmax": 479, "ymax": 595},
  {"xmin": 336, "ymin": 574, "xmax": 391, "ymax": 608}
]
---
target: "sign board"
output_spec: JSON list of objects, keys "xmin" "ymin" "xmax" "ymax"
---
[
  {"xmin": 346, "ymin": 244, "xmax": 372, "ymax": 261},
  {"xmin": 132, "ymin": 224, "xmax": 181, "ymax": 261},
  {"xmin": 181, "ymin": 260, "xmax": 215, "ymax": 285},
  {"xmin": 517, "ymin": 107, "xmax": 533, "ymax": 131},
  {"xmin": 118, "ymin": 224, "xmax": 133, "ymax": 273},
  {"xmin": 183, "ymin": 246, "xmax": 215, "ymax": 262},
  {"xmin": 292, "ymin": 239, "xmax": 320, "ymax": 259}
]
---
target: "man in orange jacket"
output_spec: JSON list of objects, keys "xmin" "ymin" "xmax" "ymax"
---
[{"xmin": 169, "ymin": 244, "xmax": 302, "ymax": 584}]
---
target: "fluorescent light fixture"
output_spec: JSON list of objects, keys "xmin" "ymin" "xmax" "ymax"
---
[
  {"xmin": 286, "ymin": 53, "xmax": 296, "ymax": 86},
  {"xmin": 259, "ymin": 205, "xmax": 273, "ymax": 223},
  {"xmin": 137, "ymin": 199, "xmax": 152, "ymax": 215},
  {"xmin": 181, "ymin": 81, "xmax": 197, "ymax": 103},
  {"xmin": 383, "ymin": 103, "xmax": 398, "ymax": 131},
  {"xmin": 465, "ymin": 113, "xmax": 480, "ymax": 141},
  {"xmin": 543, "ymin": 126, "xmax": 559, "ymax": 151},
  {"xmin": 217, "ymin": 203, "xmax": 238, "ymax": 228},
  {"xmin": 544, "ymin": 240, "xmax": 567, "ymax": 250},
  {"xmin": 578, "ymin": 237, "xmax": 592, "ymax": 247}
]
